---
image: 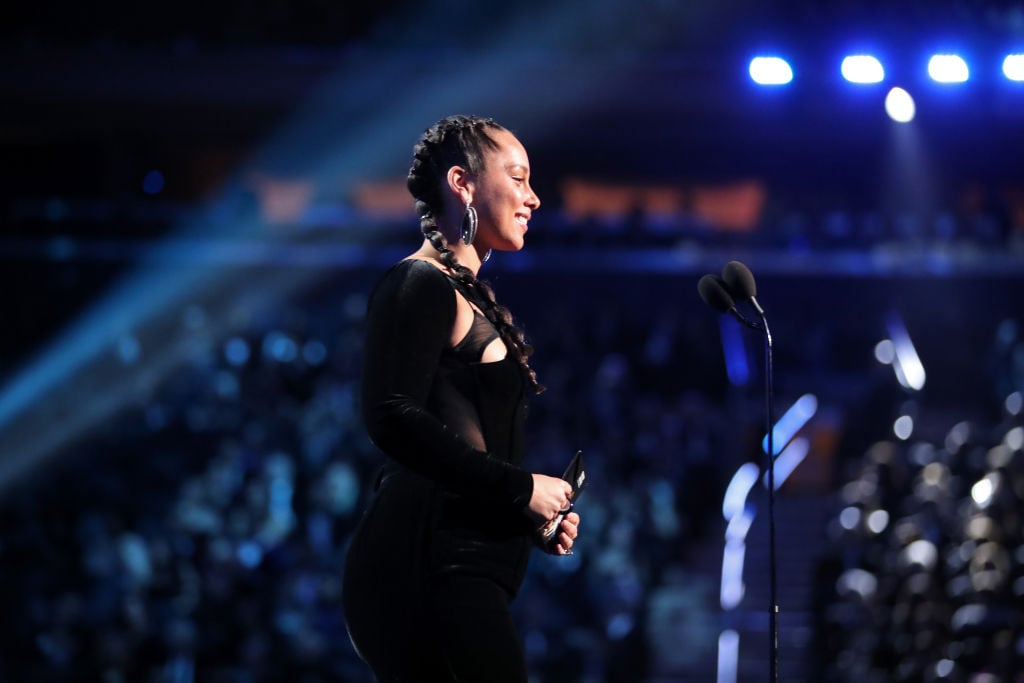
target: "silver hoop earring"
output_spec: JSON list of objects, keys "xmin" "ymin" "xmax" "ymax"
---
[
  {"xmin": 481, "ymin": 249, "xmax": 492, "ymax": 263},
  {"xmin": 460, "ymin": 203, "xmax": 478, "ymax": 246}
]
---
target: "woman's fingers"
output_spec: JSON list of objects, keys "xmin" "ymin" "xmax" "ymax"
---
[{"xmin": 556, "ymin": 512, "xmax": 579, "ymax": 554}]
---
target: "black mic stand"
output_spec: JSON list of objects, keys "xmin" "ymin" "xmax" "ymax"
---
[
  {"xmin": 698, "ymin": 268, "xmax": 779, "ymax": 682},
  {"xmin": 754, "ymin": 304, "xmax": 778, "ymax": 683},
  {"xmin": 735, "ymin": 305, "xmax": 779, "ymax": 683}
]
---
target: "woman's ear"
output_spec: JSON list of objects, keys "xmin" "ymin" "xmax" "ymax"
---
[{"xmin": 446, "ymin": 165, "xmax": 474, "ymax": 205}]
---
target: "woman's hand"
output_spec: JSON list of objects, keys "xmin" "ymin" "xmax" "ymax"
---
[
  {"xmin": 527, "ymin": 473, "xmax": 573, "ymax": 526},
  {"xmin": 546, "ymin": 511, "xmax": 579, "ymax": 556},
  {"xmin": 527, "ymin": 474, "xmax": 580, "ymax": 555}
]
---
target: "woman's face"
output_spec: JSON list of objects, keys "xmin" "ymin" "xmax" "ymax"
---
[{"xmin": 470, "ymin": 129, "xmax": 541, "ymax": 253}]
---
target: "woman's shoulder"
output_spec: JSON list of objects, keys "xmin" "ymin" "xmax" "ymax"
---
[
  {"xmin": 379, "ymin": 257, "xmax": 452, "ymax": 287},
  {"xmin": 396, "ymin": 257, "xmax": 448, "ymax": 276},
  {"xmin": 370, "ymin": 258, "xmax": 456, "ymax": 307}
]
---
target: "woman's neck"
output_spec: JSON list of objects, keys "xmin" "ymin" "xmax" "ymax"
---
[{"xmin": 412, "ymin": 238, "xmax": 481, "ymax": 276}]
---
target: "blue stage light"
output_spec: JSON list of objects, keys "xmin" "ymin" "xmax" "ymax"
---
[
  {"xmin": 841, "ymin": 55, "xmax": 885, "ymax": 84},
  {"xmin": 927, "ymin": 54, "xmax": 969, "ymax": 83},
  {"xmin": 749, "ymin": 56, "xmax": 793, "ymax": 85},
  {"xmin": 1003, "ymin": 54, "xmax": 1024, "ymax": 81},
  {"xmin": 885, "ymin": 87, "xmax": 916, "ymax": 123}
]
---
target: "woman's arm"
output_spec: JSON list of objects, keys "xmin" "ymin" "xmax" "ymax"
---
[{"xmin": 360, "ymin": 260, "xmax": 534, "ymax": 508}]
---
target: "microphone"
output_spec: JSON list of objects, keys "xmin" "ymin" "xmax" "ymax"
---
[
  {"xmin": 721, "ymin": 260, "xmax": 765, "ymax": 318},
  {"xmin": 697, "ymin": 272, "xmax": 759, "ymax": 329},
  {"xmin": 697, "ymin": 274, "xmax": 735, "ymax": 313},
  {"xmin": 698, "ymin": 259, "xmax": 779, "ymax": 683}
]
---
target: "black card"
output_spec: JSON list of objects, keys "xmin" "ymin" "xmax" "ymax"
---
[
  {"xmin": 562, "ymin": 450, "xmax": 587, "ymax": 502},
  {"xmin": 540, "ymin": 450, "xmax": 587, "ymax": 545}
]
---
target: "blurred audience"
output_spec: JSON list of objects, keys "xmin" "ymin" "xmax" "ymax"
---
[
  {"xmin": 0, "ymin": 212, "xmax": 1021, "ymax": 681},
  {"xmin": 0, "ymin": 269, "xmax": 734, "ymax": 682},
  {"xmin": 816, "ymin": 366, "xmax": 1024, "ymax": 680}
]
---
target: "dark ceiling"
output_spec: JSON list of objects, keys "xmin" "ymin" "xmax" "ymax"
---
[{"xmin": 2, "ymin": 0, "xmax": 1024, "ymax": 199}]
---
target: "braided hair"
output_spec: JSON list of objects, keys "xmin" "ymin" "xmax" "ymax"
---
[{"xmin": 407, "ymin": 114, "xmax": 544, "ymax": 394}]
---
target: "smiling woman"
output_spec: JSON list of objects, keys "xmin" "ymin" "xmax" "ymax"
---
[{"xmin": 340, "ymin": 115, "xmax": 581, "ymax": 682}]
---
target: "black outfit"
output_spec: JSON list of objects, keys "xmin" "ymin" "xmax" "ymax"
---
[{"xmin": 343, "ymin": 259, "xmax": 537, "ymax": 682}]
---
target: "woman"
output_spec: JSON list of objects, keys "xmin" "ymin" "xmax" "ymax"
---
[{"xmin": 342, "ymin": 115, "xmax": 581, "ymax": 682}]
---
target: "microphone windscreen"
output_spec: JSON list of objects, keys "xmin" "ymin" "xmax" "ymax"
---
[
  {"xmin": 722, "ymin": 261, "xmax": 757, "ymax": 300},
  {"xmin": 698, "ymin": 274, "xmax": 736, "ymax": 313}
]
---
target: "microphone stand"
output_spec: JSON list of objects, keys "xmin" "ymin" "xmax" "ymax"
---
[
  {"xmin": 700, "ymin": 267, "xmax": 779, "ymax": 682},
  {"xmin": 757, "ymin": 308, "xmax": 778, "ymax": 683},
  {"xmin": 734, "ymin": 308, "xmax": 778, "ymax": 683}
]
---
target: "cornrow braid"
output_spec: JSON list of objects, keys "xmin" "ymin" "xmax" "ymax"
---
[{"xmin": 408, "ymin": 115, "xmax": 544, "ymax": 394}]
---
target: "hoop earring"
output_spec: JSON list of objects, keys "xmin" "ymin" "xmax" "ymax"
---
[
  {"xmin": 481, "ymin": 249, "xmax": 492, "ymax": 263},
  {"xmin": 460, "ymin": 202, "xmax": 478, "ymax": 246}
]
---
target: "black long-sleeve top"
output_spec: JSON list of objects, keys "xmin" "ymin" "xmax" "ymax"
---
[{"xmin": 358, "ymin": 259, "xmax": 536, "ymax": 591}]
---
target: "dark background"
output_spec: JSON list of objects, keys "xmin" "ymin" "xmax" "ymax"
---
[{"xmin": 2, "ymin": 1, "xmax": 1023, "ymax": 681}]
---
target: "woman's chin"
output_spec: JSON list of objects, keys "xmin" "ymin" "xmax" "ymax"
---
[{"xmin": 488, "ymin": 240, "xmax": 524, "ymax": 254}]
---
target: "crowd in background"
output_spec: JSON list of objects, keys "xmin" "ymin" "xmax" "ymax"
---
[
  {"xmin": 0, "ymin": 252, "xmax": 1021, "ymax": 682},
  {"xmin": 5, "ymin": 1, "xmax": 1024, "ymax": 680},
  {"xmin": 816, "ymin": 397, "xmax": 1024, "ymax": 682},
  {"xmin": 0, "ymin": 265, "xmax": 741, "ymax": 682}
]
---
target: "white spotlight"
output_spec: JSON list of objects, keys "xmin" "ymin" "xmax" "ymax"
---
[
  {"xmin": 749, "ymin": 56, "xmax": 793, "ymax": 85},
  {"xmin": 1003, "ymin": 54, "xmax": 1024, "ymax": 82},
  {"xmin": 886, "ymin": 313, "xmax": 926, "ymax": 391},
  {"xmin": 874, "ymin": 339, "xmax": 896, "ymax": 364},
  {"xmin": 841, "ymin": 55, "xmax": 885, "ymax": 84},
  {"xmin": 894, "ymin": 415, "xmax": 914, "ymax": 440},
  {"xmin": 928, "ymin": 54, "xmax": 969, "ymax": 83},
  {"xmin": 885, "ymin": 87, "xmax": 916, "ymax": 123}
]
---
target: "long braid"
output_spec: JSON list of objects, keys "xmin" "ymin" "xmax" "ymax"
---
[{"xmin": 407, "ymin": 115, "xmax": 545, "ymax": 394}]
